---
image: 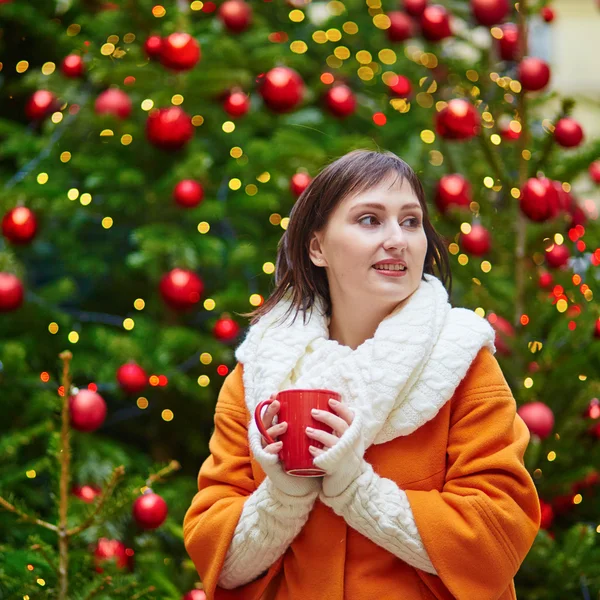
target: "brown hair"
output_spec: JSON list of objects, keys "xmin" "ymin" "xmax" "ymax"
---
[{"xmin": 236, "ymin": 149, "xmax": 452, "ymax": 328}]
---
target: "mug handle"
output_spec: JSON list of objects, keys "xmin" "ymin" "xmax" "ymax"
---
[{"xmin": 254, "ymin": 398, "xmax": 276, "ymax": 445}]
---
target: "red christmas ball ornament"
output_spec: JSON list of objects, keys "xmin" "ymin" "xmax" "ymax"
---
[
  {"xmin": 435, "ymin": 99, "xmax": 480, "ymax": 140},
  {"xmin": 584, "ymin": 398, "xmax": 600, "ymax": 419},
  {"xmin": 25, "ymin": 90, "xmax": 59, "ymax": 121},
  {"xmin": 545, "ymin": 243, "xmax": 570, "ymax": 269},
  {"xmin": 589, "ymin": 160, "xmax": 600, "ymax": 184},
  {"xmin": 518, "ymin": 57, "xmax": 551, "ymax": 91},
  {"xmin": 519, "ymin": 177, "xmax": 559, "ymax": 222},
  {"xmin": 173, "ymin": 180, "xmax": 204, "ymax": 208},
  {"xmin": 213, "ymin": 317, "xmax": 241, "ymax": 342},
  {"xmin": 146, "ymin": 107, "xmax": 194, "ymax": 150},
  {"xmin": 182, "ymin": 591, "xmax": 207, "ymax": 600},
  {"xmin": 500, "ymin": 121, "xmax": 521, "ymax": 141},
  {"xmin": 72, "ymin": 484, "xmax": 102, "ymax": 503},
  {"xmin": 435, "ymin": 173, "xmax": 472, "ymax": 213},
  {"xmin": 159, "ymin": 268, "xmax": 203, "ymax": 310},
  {"xmin": 487, "ymin": 313, "xmax": 514, "ymax": 356},
  {"xmin": 218, "ymin": 0, "xmax": 252, "ymax": 34},
  {"xmin": 541, "ymin": 6, "xmax": 555, "ymax": 22},
  {"xmin": 323, "ymin": 84, "xmax": 357, "ymax": 118},
  {"xmin": 554, "ymin": 117, "xmax": 584, "ymax": 148},
  {"xmin": 470, "ymin": 0, "xmax": 509, "ymax": 26},
  {"xmin": 258, "ymin": 66, "xmax": 305, "ymax": 113},
  {"xmin": 460, "ymin": 224, "xmax": 491, "ymax": 256},
  {"xmin": 0, "ymin": 273, "xmax": 24, "ymax": 312},
  {"xmin": 94, "ymin": 538, "xmax": 134, "ymax": 573},
  {"xmin": 420, "ymin": 5, "xmax": 452, "ymax": 41},
  {"xmin": 538, "ymin": 270, "xmax": 553, "ymax": 289},
  {"xmin": 388, "ymin": 74, "xmax": 412, "ymax": 97},
  {"xmin": 386, "ymin": 12, "xmax": 415, "ymax": 42},
  {"xmin": 2, "ymin": 206, "xmax": 38, "ymax": 244},
  {"xmin": 290, "ymin": 172, "xmax": 311, "ymax": 197},
  {"xmin": 95, "ymin": 88, "xmax": 132, "ymax": 120},
  {"xmin": 69, "ymin": 389, "xmax": 107, "ymax": 432},
  {"xmin": 496, "ymin": 23, "xmax": 519, "ymax": 61},
  {"xmin": 223, "ymin": 90, "xmax": 250, "ymax": 118},
  {"xmin": 116, "ymin": 362, "xmax": 147, "ymax": 394},
  {"xmin": 61, "ymin": 54, "xmax": 85, "ymax": 78},
  {"xmin": 594, "ymin": 318, "xmax": 600, "ymax": 340},
  {"xmin": 517, "ymin": 401, "xmax": 554, "ymax": 439},
  {"xmin": 160, "ymin": 33, "xmax": 201, "ymax": 71},
  {"xmin": 403, "ymin": 0, "xmax": 427, "ymax": 16},
  {"xmin": 132, "ymin": 491, "xmax": 168, "ymax": 530},
  {"xmin": 539, "ymin": 499, "xmax": 554, "ymax": 529},
  {"xmin": 144, "ymin": 35, "xmax": 163, "ymax": 60}
]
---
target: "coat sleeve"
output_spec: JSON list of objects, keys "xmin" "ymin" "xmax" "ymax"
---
[
  {"xmin": 405, "ymin": 347, "xmax": 541, "ymax": 599},
  {"xmin": 182, "ymin": 363, "xmax": 285, "ymax": 600}
]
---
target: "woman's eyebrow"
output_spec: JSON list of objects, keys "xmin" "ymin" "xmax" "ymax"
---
[{"xmin": 350, "ymin": 201, "xmax": 422, "ymax": 213}]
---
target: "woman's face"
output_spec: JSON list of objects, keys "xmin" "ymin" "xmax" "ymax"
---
[{"xmin": 309, "ymin": 173, "xmax": 428, "ymax": 309}]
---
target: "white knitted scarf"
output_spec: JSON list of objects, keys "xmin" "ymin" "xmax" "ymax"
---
[{"xmin": 235, "ymin": 274, "xmax": 497, "ymax": 462}]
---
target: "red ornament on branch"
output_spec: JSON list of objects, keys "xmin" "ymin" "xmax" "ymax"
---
[
  {"xmin": 496, "ymin": 23, "xmax": 519, "ymax": 61},
  {"xmin": 25, "ymin": 90, "xmax": 59, "ymax": 121},
  {"xmin": 545, "ymin": 243, "xmax": 570, "ymax": 269},
  {"xmin": 94, "ymin": 538, "xmax": 134, "ymax": 573},
  {"xmin": 146, "ymin": 107, "xmax": 194, "ymax": 150},
  {"xmin": 160, "ymin": 33, "xmax": 201, "ymax": 71},
  {"xmin": 144, "ymin": 35, "xmax": 163, "ymax": 60},
  {"xmin": 435, "ymin": 99, "xmax": 480, "ymax": 140},
  {"xmin": 173, "ymin": 180, "xmax": 204, "ymax": 208},
  {"xmin": 519, "ymin": 177, "xmax": 559, "ymax": 222},
  {"xmin": 541, "ymin": 6, "xmax": 555, "ymax": 22},
  {"xmin": 403, "ymin": 0, "xmax": 427, "ymax": 16},
  {"xmin": 0, "ymin": 273, "xmax": 24, "ymax": 312},
  {"xmin": 213, "ymin": 317, "xmax": 241, "ymax": 342},
  {"xmin": 470, "ymin": 0, "xmax": 509, "ymax": 26},
  {"xmin": 539, "ymin": 499, "xmax": 554, "ymax": 529},
  {"xmin": 2, "ymin": 207, "xmax": 38, "ymax": 244},
  {"xmin": 420, "ymin": 5, "xmax": 452, "ymax": 41},
  {"xmin": 593, "ymin": 318, "xmax": 600, "ymax": 340},
  {"xmin": 94, "ymin": 88, "xmax": 132, "ymax": 120},
  {"xmin": 460, "ymin": 224, "xmax": 491, "ymax": 256},
  {"xmin": 388, "ymin": 74, "xmax": 412, "ymax": 97},
  {"xmin": 72, "ymin": 484, "xmax": 102, "ymax": 503},
  {"xmin": 554, "ymin": 117, "xmax": 584, "ymax": 148},
  {"xmin": 538, "ymin": 270, "xmax": 553, "ymax": 289},
  {"xmin": 159, "ymin": 268, "xmax": 203, "ymax": 310},
  {"xmin": 323, "ymin": 84, "xmax": 357, "ymax": 118},
  {"xmin": 386, "ymin": 12, "xmax": 415, "ymax": 42},
  {"xmin": 61, "ymin": 54, "xmax": 85, "ymax": 78},
  {"xmin": 517, "ymin": 401, "xmax": 554, "ymax": 439},
  {"xmin": 116, "ymin": 362, "xmax": 147, "ymax": 394},
  {"xmin": 487, "ymin": 313, "xmax": 514, "ymax": 356},
  {"xmin": 518, "ymin": 57, "xmax": 551, "ymax": 91},
  {"xmin": 435, "ymin": 174, "xmax": 472, "ymax": 213},
  {"xmin": 223, "ymin": 90, "xmax": 251, "ymax": 118},
  {"xmin": 258, "ymin": 66, "xmax": 305, "ymax": 113},
  {"xmin": 589, "ymin": 160, "xmax": 600, "ymax": 183},
  {"xmin": 290, "ymin": 172, "xmax": 311, "ymax": 197},
  {"xmin": 218, "ymin": 0, "xmax": 252, "ymax": 34},
  {"xmin": 70, "ymin": 390, "xmax": 107, "ymax": 432},
  {"xmin": 132, "ymin": 491, "xmax": 168, "ymax": 529}
]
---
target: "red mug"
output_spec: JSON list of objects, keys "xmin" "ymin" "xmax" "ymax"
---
[{"xmin": 255, "ymin": 389, "xmax": 341, "ymax": 477}]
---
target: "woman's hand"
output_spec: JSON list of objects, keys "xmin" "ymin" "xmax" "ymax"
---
[
  {"xmin": 306, "ymin": 398, "xmax": 354, "ymax": 457},
  {"xmin": 260, "ymin": 393, "xmax": 288, "ymax": 455}
]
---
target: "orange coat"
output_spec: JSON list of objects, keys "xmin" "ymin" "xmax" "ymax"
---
[{"xmin": 183, "ymin": 347, "xmax": 541, "ymax": 600}]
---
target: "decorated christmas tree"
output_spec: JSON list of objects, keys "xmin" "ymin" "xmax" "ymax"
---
[{"xmin": 1, "ymin": 0, "xmax": 599, "ymax": 598}]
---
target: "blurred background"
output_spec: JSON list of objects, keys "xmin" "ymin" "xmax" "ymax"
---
[{"xmin": 1, "ymin": 0, "xmax": 599, "ymax": 598}]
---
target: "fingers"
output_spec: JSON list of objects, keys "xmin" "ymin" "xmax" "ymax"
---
[
  {"xmin": 262, "ymin": 398, "xmax": 280, "ymax": 429},
  {"xmin": 306, "ymin": 427, "xmax": 339, "ymax": 449},
  {"xmin": 264, "ymin": 440, "xmax": 283, "ymax": 455},
  {"xmin": 310, "ymin": 407, "xmax": 350, "ymax": 436}
]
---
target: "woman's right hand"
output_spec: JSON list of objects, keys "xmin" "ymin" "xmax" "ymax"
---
[{"xmin": 260, "ymin": 393, "xmax": 288, "ymax": 455}]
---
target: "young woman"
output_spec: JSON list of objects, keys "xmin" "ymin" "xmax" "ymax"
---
[{"xmin": 183, "ymin": 149, "xmax": 541, "ymax": 600}]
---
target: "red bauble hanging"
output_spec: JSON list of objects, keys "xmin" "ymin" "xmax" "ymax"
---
[
  {"xmin": 487, "ymin": 313, "xmax": 514, "ymax": 356},
  {"xmin": 160, "ymin": 33, "xmax": 201, "ymax": 71},
  {"xmin": 435, "ymin": 174, "xmax": 472, "ymax": 213},
  {"xmin": 539, "ymin": 499, "xmax": 554, "ymax": 529},
  {"xmin": 146, "ymin": 107, "xmax": 194, "ymax": 150},
  {"xmin": 223, "ymin": 90, "xmax": 250, "ymax": 118},
  {"xmin": 518, "ymin": 57, "xmax": 551, "ymax": 91},
  {"xmin": 554, "ymin": 117, "xmax": 584, "ymax": 148},
  {"xmin": 258, "ymin": 66, "xmax": 305, "ymax": 113},
  {"xmin": 388, "ymin": 74, "xmax": 412, "ymax": 97},
  {"xmin": 218, "ymin": 0, "xmax": 252, "ymax": 34},
  {"xmin": 517, "ymin": 401, "xmax": 554, "ymax": 439},
  {"xmin": 589, "ymin": 160, "xmax": 600, "ymax": 184},
  {"xmin": 69, "ymin": 389, "xmax": 107, "ymax": 432},
  {"xmin": 173, "ymin": 180, "xmax": 204, "ymax": 208},
  {"xmin": 323, "ymin": 84, "xmax": 357, "ymax": 118},
  {"xmin": 545, "ymin": 243, "xmax": 570, "ymax": 269},
  {"xmin": 403, "ymin": 0, "xmax": 427, "ymax": 16},
  {"xmin": 496, "ymin": 23, "xmax": 519, "ymax": 61},
  {"xmin": 386, "ymin": 12, "xmax": 415, "ymax": 42},
  {"xmin": 25, "ymin": 90, "xmax": 59, "ymax": 121},
  {"xmin": 2, "ymin": 207, "xmax": 38, "ymax": 244},
  {"xmin": 470, "ymin": 0, "xmax": 509, "ymax": 26},
  {"xmin": 159, "ymin": 268, "xmax": 203, "ymax": 311},
  {"xmin": 290, "ymin": 172, "xmax": 311, "ymax": 197},
  {"xmin": 132, "ymin": 491, "xmax": 168, "ymax": 529},
  {"xmin": 0, "ymin": 273, "xmax": 24, "ymax": 312},
  {"xmin": 61, "ymin": 54, "xmax": 85, "ymax": 78},
  {"xmin": 538, "ymin": 270, "xmax": 553, "ymax": 289},
  {"xmin": 213, "ymin": 317, "xmax": 241, "ymax": 342},
  {"xmin": 500, "ymin": 120, "xmax": 521, "ymax": 141},
  {"xmin": 541, "ymin": 6, "xmax": 555, "ymax": 22},
  {"xmin": 460, "ymin": 224, "xmax": 491, "ymax": 256},
  {"xmin": 584, "ymin": 398, "xmax": 600, "ymax": 419},
  {"xmin": 72, "ymin": 484, "xmax": 102, "ymax": 503},
  {"xmin": 519, "ymin": 177, "xmax": 559, "ymax": 222},
  {"xmin": 116, "ymin": 362, "xmax": 147, "ymax": 394},
  {"xmin": 94, "ymin": 538, "xmax": 134, "ymax": 573},
  {"xmin": 595, "ymin": 318, "xmax": 600, "ymax": 340},
  {"xmin": 94, "ymin": 88, "xmax": 132, "ymax": 120},
  {"xmin": 182, "ymin": 591, "xmax": 207, "ymax": 600},
  {"xmin": 144, "ymin": 35, "xmax": 163, "ymax": 60},
  {"xmin": 435, "ymin": 99, "xmax": 480, "ymax": 140},
  {"xmin": 420, "ymin": 5, "xmax": 452, "ymax": 41}
]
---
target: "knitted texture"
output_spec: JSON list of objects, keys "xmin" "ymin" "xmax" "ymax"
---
[
  {"xmin": 218, "ymin": 477, "xmax": 319, "ymax": 589},
  {"xmin": 320, "ymin": 460, "xmax": 438, "ymax": 575}
]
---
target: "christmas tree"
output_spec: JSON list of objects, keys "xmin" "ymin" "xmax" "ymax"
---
[{"xmin": 1, "ymin": 0, "xmax": 599, "ymax": 598}]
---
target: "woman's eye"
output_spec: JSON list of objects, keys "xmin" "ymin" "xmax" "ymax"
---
[
  {"xmin": 358, "ymin": 216, "xmax": 421, "ymax": 227},
  {"xmin": 358, "ymin": 215, "xmax": 378, "ymax": 226}
]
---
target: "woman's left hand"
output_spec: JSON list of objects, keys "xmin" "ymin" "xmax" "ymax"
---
[{"xmin": 306, "ymin": 398, "xmax": 354, "ymax": 457}]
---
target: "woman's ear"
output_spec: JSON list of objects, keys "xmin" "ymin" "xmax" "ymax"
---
[{"xmin": 308, "ymin": 232, "xmax": 327, "ymax": 267}]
